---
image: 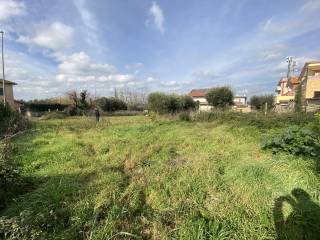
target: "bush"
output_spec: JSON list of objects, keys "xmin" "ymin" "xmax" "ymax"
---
[
  {"xmin": 250, "ymin": 94, "xmax": 274, "ymax": 111},
  {"xmin": 96, "ymin": 97, "xmax": 127, "ymax": 112},
  {"xmin": 205, "ymin": 87, "xmax": 234, "ymax": 109},
  {"xmin": 0, "ymin": 104, "xmax": 29, "ymax": 138},
  {"xmin": 262, "ymin": 126, "xmax": 320, "ymax": 157},
  {"xmin": 180, "ymin": 95, "xmax": 196, "ymax": 111},
  {"xmin": 147, "ymin": 92, "xmax": 169, "ymax": 114},
  {"xmin": 147, "ymin": 92, "xmax": 195, "ymax": 114}
]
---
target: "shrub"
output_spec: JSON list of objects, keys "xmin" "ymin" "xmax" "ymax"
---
[
  {"xmin": 0, "ymin": 104, "xmax": 29, "ymax": 138},
  {"xmin": 250, "ymin": 94, "xmax": 274, "ymax": 111},
  {"xmin": 147, "ymin": 92, "xmax": 169, "ymax": 114},
  {"xmin": 96, "ymin": 97, "xmax": 127, "ymax": 112},
  {"xmin": 205, "ymin": 87, "xmax": 234, "ymax": 109},
  {"xmin": 262, "ymin": 126, "xmax": 320, "ymax": 157},
  {"xmin": 179, "ymin": 112, "xmax": 191, "ymax": 121},
  {"xmin": 180, "ymin": 95, "xmax": 196, "ymax": 111},
  {"xmin": 147, "ymin": 92, "xmax": 196, "ymax": 114},
  {"xmin": 167, "ymin": 94, "xmax": 180, "ymax": 114}
]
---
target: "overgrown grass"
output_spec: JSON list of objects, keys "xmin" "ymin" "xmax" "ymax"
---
[{"xmin": 0, "ymin": 116, "xmax": 319, "ymax": 239}]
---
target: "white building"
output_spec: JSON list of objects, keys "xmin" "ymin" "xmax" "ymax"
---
[{"xmin": 189, "ymin": 89, "xmax": 248, "ymax": 112}]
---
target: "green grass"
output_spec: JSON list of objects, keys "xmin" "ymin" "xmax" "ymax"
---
[{"xmin": 1, "ymin": 116, "xmax": 320, "ymax": 239}]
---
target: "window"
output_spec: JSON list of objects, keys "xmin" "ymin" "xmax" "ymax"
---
[
  {"xmin": 314, "ymin": 91, "xmax": 320, "ymax": 98},
  {"xmin": 0, "ymin": 88, "xmax": 3, "ymax": 96}
]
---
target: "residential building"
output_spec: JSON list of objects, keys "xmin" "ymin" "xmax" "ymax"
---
[
  {"xmin": 189, "ymin": 89, "xmax": 248, "ymax": 112},
  {"xmin": 298, "ymin": 61, "xmax": 320, "ymax": 112},
  {"xmin": 275, "ymin": 76, "xmax": 299, "ymax": 111},
  {"xmin": 189, "ymin": 89, "xmax": 211, "ymax": 111},
  {"xmin": 0, "ymin": 79, "xmax": 17, "ymax": 109},
  {"xmin": 233, "ymin": 96, "xmax": 247, "ymax": 106}
]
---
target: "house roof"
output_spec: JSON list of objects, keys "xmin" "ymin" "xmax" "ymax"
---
[
  {"xmin": 0, "ymin": 79, "xmax": 17, "ymax": 85},
  {"xmin": 288, "ymin": 76, "xmax": 299, "ymax": 85},
  {"xmin": 298, "ymin": 61, "xmax": 320, "ymax": 81},
  {"xmin": 189, "ymin": 89, "xmax": 208, "ymax": 97}
]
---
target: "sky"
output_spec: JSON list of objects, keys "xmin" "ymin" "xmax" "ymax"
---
[{"xmin": 0, "ymin": 0, "xmax": 319, "ymax": 100}]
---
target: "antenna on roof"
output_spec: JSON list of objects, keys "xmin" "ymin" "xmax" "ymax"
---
[{"xmin": 286, "ymin": 56, "xmax": 296, "ymax": 79}]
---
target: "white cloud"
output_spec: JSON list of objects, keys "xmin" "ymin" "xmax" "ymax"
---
[
  {"xmin": 192, "ymin": 69, "xmax": 218, "ymax": 79},
  {"xmin": 160, "ymin": 81, "xmax": 179, "ymax": 87},
  {"xmin": 125, "ymin": 62, "xmax": 143, "ymax": 70},
  {"xmin": 56, "ymin": 52, "xmax": 135, "ymax": 84},
  {"xmin": 17, "ymin": 22, "xmax": 74, "ymax": 51},
  {"xmin": 300, "ymin": 0, "xmax": 320, "ymax": 13},
  {"xmin": 73, "ymin": 0, "xmax": 97, "ymax": 31},
  {"xmin": 0, "ymin": 0, "xmax": 25, "ymax": 21},
  {"xmin": 148, "ymin": 1, "xmax": 165, "ymax": 33}
]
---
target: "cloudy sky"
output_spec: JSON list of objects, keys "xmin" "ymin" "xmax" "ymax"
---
[{"xmin": 0, "ymin": 0, "xmax": 319, "ymax": 100}]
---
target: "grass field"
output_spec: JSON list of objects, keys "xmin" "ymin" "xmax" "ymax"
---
[{"xmin": 1, "ymin": 116, "xmax": 320, "ymax": 239}]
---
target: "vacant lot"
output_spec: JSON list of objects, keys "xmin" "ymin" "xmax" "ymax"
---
[{"xmin": 1, "ymin": 116, "xmax": 319, "ymax": 239}]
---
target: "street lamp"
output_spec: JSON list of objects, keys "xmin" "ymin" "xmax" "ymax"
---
[{"xmin": 0, "ymin": 31, "xmax": 5, "ymax": 104}]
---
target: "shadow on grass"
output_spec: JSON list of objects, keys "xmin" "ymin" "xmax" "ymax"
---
[{"xmin": 273, "ymin": 188, "xmax": 320, "ymax": 240}]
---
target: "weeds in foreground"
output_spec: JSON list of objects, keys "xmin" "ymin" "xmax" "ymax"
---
[{"xmin": 0, "ymin": 116, "xmax": 319, "ymax": 239}]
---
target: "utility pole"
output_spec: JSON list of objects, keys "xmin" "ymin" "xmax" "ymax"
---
[{"xmin": 1, "ymin": 31, "xmax": 5, "ymax": 104}]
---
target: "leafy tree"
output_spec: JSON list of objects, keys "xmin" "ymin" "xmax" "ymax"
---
[
  {"xmin": 148, "ymin": 92, "xmax": 196, "ymax": 114},
  {"xmin": 250, "ymin": 94, "xmax": 274, "ymax": 111},
  {"xmin": 167, "ymin": 94, "xmax": 180, "ymax": 114},
  {"xmin": 180, "ymin": 95, "xmax": 196, "ymax": 111},
  {"xmin": 96, "ymin": 97, "xmax": 127, "ymax": 112},
  {"xmin": 79, "ymin": 90, "xmax": 89, "ymax": 110},
  {"xmin": 147, "ymin": 92, "xmax": 169, "ymax": 114},
  {"xmin": 205, "ymin": 87, "xmax": 234, "ymax": 109},
  {"xmin": 294, "ymin": 84, "xmax": 302, "ymax": 113}
]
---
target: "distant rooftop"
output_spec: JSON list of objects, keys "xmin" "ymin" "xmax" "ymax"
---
[
  {"xmin": 189, "ymin": 89, "xmax": 208, "ymax": 97},
  {"xmin": 0, "ymin": 79, "xmax": 17, "ymax": 85}
]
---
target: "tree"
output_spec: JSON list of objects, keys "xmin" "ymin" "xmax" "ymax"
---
[
  {"xmin": 79, "ymin": 90, "xmax": 89, "ymax": 110},
  {"xmin": 67, "ymin": 91, "xmax": 79, "ymax": 108},
  {"xmin": 147, "ymin": 92, "xmax": 169, "ymax": 114},
  {"xmin": 294, "ymin": 84, "xmax": 302, "ymax": 113},
  {"xmin": 205, "ymin": 87, "xmax": 234, "ymax": 109},
  {"xmin": 96, "ymin": 97, "xmax": 127, "ymax": 112},
  {"xmin": 148, "ymin": 92, "xmax": 196, "ymax": 114},
  {"xmin": 250, "ymin": 94, "xmax": 274, "ymax": 111},
  {"xmin": 180, "ymin": 95, "xmax": 196, "ymax": 111}
]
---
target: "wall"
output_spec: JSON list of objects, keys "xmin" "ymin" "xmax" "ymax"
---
[
  {"xmin": 0, "ymin": 84, "xmax": 15, "ymax": 108},
  {"xmin": 305, "ymin": 77, "xmax": 320, "ymax": 99}
]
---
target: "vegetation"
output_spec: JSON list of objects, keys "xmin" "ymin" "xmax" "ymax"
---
[
  {"xmin": 262, "ymin": 126, "xmax": 320, "ymax": 157},
  {"xmin": 0, "ymin": 103, "xmax": 29, "ymax": 138},
  {"xmin": 205, "ymin": 87, "xmax": 234, "ymax": 109},
  {"xmin": 96, "ymin": 97, "xmax": 127, "ymax": 112},
  {"xmin": 294, "ymin": 83, "xmax": 303, "ymax": 113},
  {"xmin": 250, "ymin": 94, "xmax": 275, "ymax": 111},
  {"xmin": 66, "ymin": 90, "xmax": 93, "ymax": 116},
  {"xmin": 0, "ymin": 116, "xmax": 319, "ymax": 239},
  {"xmin": 193, "ymin": 111, "xmax": 315, "ymax": 131},
  {"xmin": 147, "ymin": 92, "xmax": 195, "ymax": 114}
]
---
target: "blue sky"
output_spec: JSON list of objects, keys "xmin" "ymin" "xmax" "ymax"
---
[{"xmin": 0, "ymin": 0, "xmax": 319, "ymax": 100}]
